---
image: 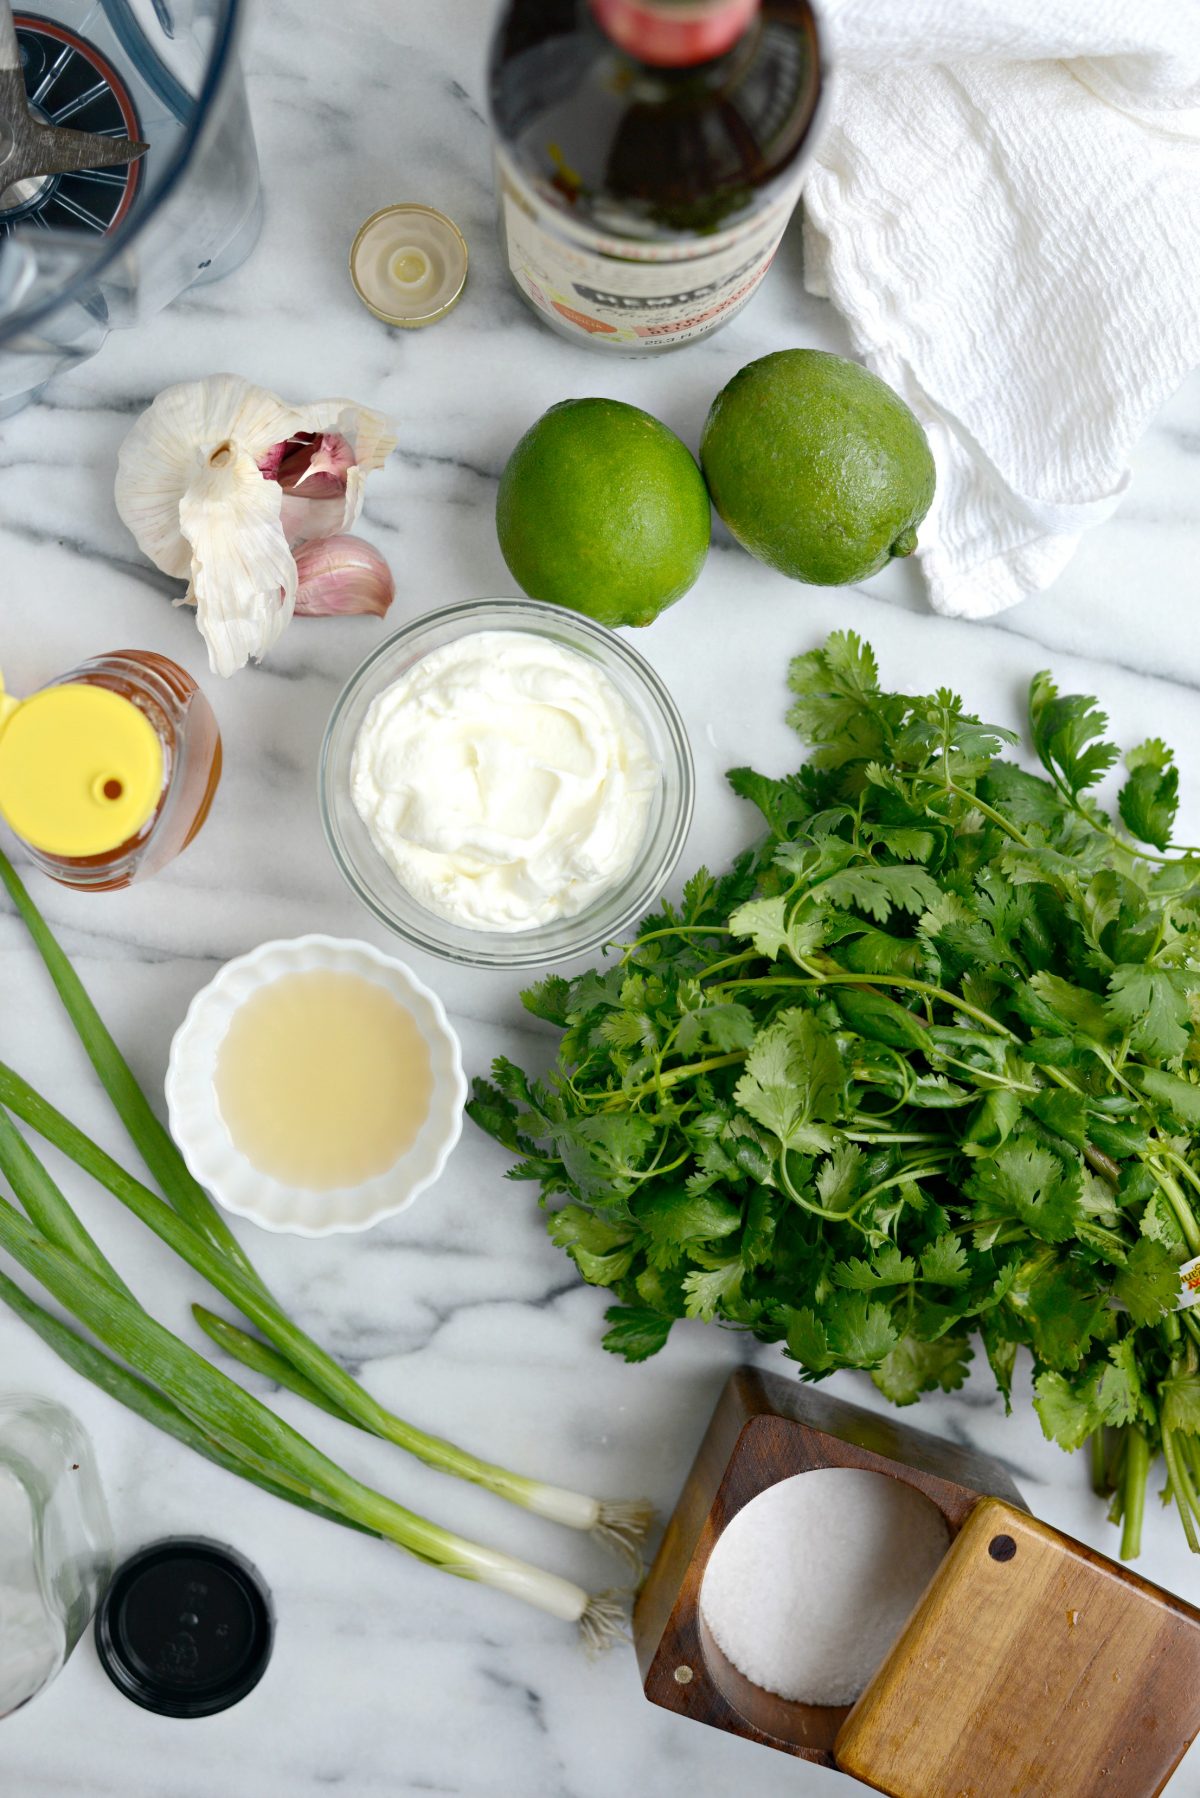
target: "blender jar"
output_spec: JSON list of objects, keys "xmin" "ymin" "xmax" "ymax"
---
[
  {"xmin": 0, "ymin": 1393, "xmax": 114, "ymax": 1718},
  {"xmin": 0, "ymin": 0, "xmax": 261, "ymax": 415}
]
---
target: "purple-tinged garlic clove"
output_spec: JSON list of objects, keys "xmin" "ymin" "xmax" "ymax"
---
[{"xmin": 293, "ymin": 535, "xmax": 396, "ymax": 618}]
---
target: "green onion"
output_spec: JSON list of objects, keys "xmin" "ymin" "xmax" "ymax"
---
[
  {"xmin": 193, "ymin": 1305, "xmax": 352, "ymax": 1423},
  {"xmin": 0, "ymin": 847, "xmax": 264, "ymax": 1292},
  {"xmin": 0, "ymin": 1105, "xmax": 133, "ymax": 1300},
  {"xmin": 0, "ymin": 1190, "xmax": 623, "ymax": 1643},
  {"xmin": 0, "ymin": 1073, "xmax": 648, "ymax": 1560},
  {"xmin": 0, "ymin": 1267, "xmax": 373, "ymax": 1535},
  {"xmin": 0, "ymin": 856, "xmax": 652, "ymax": 1565},
  {"xmin": 191, "ymin": 1306, "xmax": 653, "ymax": 1567}
]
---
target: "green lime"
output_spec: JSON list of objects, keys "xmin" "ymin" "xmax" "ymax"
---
[
  {"xmin": 699, "ymin": 350, "xmax": 936, "ymax": 586},
  {"xmin": 496, "ymin": 398, "xmax": 711, "ymax": 628}
]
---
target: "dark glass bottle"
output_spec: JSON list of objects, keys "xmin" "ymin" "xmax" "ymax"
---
[{"xmin": 488, "ymin": 0, "xmax": 826, "ymax": 352}]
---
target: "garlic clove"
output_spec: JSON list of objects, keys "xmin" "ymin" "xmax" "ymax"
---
[
  {"xmin": 179, "ymin": 442, "xmax": 298, "ymax": 677},
  {"xmin": 291, "ymin": 400, "xmax": 397, "ymax": 539},
  {"xmin": 275, "ymin": 432, "xmax": 356, "ymax": 498},
  {"xmin": 293, "ymin": 535, "xmax": 395, "ymax": 618}
]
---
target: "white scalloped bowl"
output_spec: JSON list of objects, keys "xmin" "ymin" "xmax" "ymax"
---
[{"xmin": 165, "ymin": 936, "xmax": 466, "ymax": 1238}]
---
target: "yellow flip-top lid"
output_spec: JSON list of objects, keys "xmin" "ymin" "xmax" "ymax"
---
[{"xmin": 0, "ymin": 673, "xmax": 164, "ymax": 858}]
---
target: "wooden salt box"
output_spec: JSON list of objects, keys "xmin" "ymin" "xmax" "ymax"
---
[{"xmin": 634, "ymin": 1366, "xmax": 1200, "ymax": 1797}]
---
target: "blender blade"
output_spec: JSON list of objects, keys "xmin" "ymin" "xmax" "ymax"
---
[{"xmin": 0, "ymin": 1, "xmax": 147, "ymax": 195}]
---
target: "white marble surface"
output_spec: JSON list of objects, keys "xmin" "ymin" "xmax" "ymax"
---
[{"xmin": 2, "ymin": 3, "xmax": 1200, "ymax": 1794}]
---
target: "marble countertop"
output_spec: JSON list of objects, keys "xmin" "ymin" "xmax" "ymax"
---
[{"xmin": 3, "ymin": 3, "xmax": 1200, "ymax": 1793}]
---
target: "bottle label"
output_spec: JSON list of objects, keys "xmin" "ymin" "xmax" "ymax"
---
[
  {"xmin": 1178, "ymin": 1255, "xmax": 1200, "ymax": 1309},
  {"xmin": 497, "ymin": 149, "xmax": 804, "ymax": 349},
  {"xmin": 589, "ymin": 0, "xmax": 761, "ymax": 68}
]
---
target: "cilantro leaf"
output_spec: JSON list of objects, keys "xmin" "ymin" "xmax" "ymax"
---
[
  {"xmin": 782, "ymin": 1307, "xmax": 832, "ymax": 1376},
  {"xmin": 834, "ymin": 986, "xmax": 933, "ymax": 1053},
  {"xmin": 674, "ymin": 1002, "xmax": 757, "ymax": 1055},
  {"xmin": 1113, "ymin": 1237, "xmax": 1180, "ymax": 1327},
  {"xmin": 1021, "ymin": 973, "xmax": 1115, "ymax": 1045},
  {"xmin": 1119, "ymin": 740, "xmax": 1178, "ymax": 851},
  {"xmin": 635, "ymin": 1186, "xmax": 741, "ymax": 1263},
  {"xmin": 1034, "ymin": 1370, "xmax": 1100, "ymax": 1452},
  {"xmin": 1161, "ymin": 1376, "xmax": 1200, "ymax": 1436},
  {"xmin": 1105, "ymin": 966, "xmax": 1191, "ymax": 1064},
  {"xmin": 1095, "ymin": 1339, "xmax": 1149, "ymax": 1429},
  {"xmin": 872, "ymin": 1333, "xmax": 973, "ymax": 1405},
  {"xmin": 1130, "ymin": 1067, "xmax": 1200, "ymax": 1128},
  {"xmin": 815, "ymin": 1141, "xmax": 863, "ymax": 1213},
  {"xmin": 519, "ymin": 975, "xmax": 573, "ymax": 1027},
  {"xmin": 826, "ymin": 1292, "xmax": 899, "ymax": 1367},
  {"xmin": 921, "ymin": 1234, "xmax": 971, "ymax": 1287},
  {"xmin": 832, "ymin": 1245, "xmax": 916, "ymax": 1291},
  {"xmin": 682, "ymin": 1260, "xmax": 744, "ymax": 1321},
  {"xmin": 728, "ymin": 895, "xmax": 825, "ymax": 964},
  {"xmin": 1021, "ymin": 1262, "xmax": 1108, "ymax": 1371},
  {"xmin": 1025, "ymin": 1089, "xmax": 1089, "ymax": 1150},
  {"xmin": 1029, "ymin": 671, "xmax": 1120, "ymax": 797},
  {"xmin": 817, "ymin": 865, "xmax": 942, "ymax": 925},
  {"xmin": 966, "ymin": 1137, "xmax": 1083, "ymax": 1245},
  {"xmin": 787, "ymin": 632, "xmax": 885, "ymax": 769},
  {"xmin": 601, "ymin": 1307, "xmax": 674, "ymax": 1362},
  {"xmin": 734, "ymin": 1010, "xmax": 843, "ymax": 1152},
  {"xmin": 726, "ymin": 766, "xmax": 813, "ymax": 836}
]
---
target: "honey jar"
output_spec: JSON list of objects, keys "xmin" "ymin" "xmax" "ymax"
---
[{"xmin": 0, "ymin": 650, "xmax": 221, "ymax": 890}]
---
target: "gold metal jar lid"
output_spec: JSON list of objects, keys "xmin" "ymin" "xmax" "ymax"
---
[{"xmin": 349, "ymin": 203, "xmax": 468, "ymax": 328}]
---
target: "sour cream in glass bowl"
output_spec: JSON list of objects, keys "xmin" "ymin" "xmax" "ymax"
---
[{"xmin": 320, "ymin": 599, "xmax": 694, "ymax": 969}]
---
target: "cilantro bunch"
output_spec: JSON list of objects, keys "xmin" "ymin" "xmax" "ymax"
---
[{"xmin": 469, "ymin": 634, "xmax": 1200, "ymax": 1559}]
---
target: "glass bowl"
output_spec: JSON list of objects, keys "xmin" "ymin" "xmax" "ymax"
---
[{"xmin": 319, "ymin": 599, "xmax": 694, "ymax": 969}]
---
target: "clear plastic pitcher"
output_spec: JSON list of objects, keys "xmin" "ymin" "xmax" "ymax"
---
[
  {"xmin": 0, "ymin": 1393, "xmax": 114, "ymax": 1718},
  {"xmin": 0, "ymin": 0, "xmax": 261, "ymax": 415}
]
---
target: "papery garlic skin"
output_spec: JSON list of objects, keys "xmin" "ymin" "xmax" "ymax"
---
[
  {"xmin": 294, "ymin": 536, "xmax": 396, "ymax": 618},
  {"xmin": 115, "ymin": 375, "xmax": 397, "ymax": 677},
  {"xmin": 177, "ymin": 446, "xmax": 297, "ymax": 674}
]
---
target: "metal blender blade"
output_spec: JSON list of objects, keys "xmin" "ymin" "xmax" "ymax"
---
[{"xmin": 0, "ymin": 1, "xmax": 148, "ymax": 198}]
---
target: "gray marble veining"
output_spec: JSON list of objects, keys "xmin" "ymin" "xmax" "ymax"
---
[{"xmin": 1, "ymin": 3, "xmax": 1199, "ymax": 1793}]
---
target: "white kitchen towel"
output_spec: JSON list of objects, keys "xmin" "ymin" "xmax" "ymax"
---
[{"xmin": 802, "ymin": 1, "xmax": 1200, "ymax": 618}]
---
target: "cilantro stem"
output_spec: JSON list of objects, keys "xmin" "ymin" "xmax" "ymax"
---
[
  {"xmin": 1090, "ymin": 1429, "xmax": 1112, "ymax": 1497},
  {"xmin": 716, "ymin": 969, "xmax": 1019, "ymax": 1042},
  {"xmin": 843, "ymin": 1131, "xmax": 947, "ymax": 1145},
  {"xmin": 695, "ymin": 950, "xmax": 759, "ymax": 982},
  {"xmin": 1145, "ymin": 1161, "xmax": 1200, "ymax": 1256},
  {"xmin": 1160, "ymin": 1147, "xmax": 1200, "ymax": 1211},
  {"xmin": 627, "ymin": 924, "xmax": 736, "ymax": 946},
  {"xmin": 1082, "ymin": 1144, "xmax": 1122, "ymax": 1185},
  {"xmin": 1163, "ymin": 1430, "xmax": 1200, "ymax": 1555},
  {"xmin": 606, "ymin": 1050, "xmax": 747, "ymax": 1107},
  {"xmin": 1120, "ymin": 1430, "xmax": 1150, "ymax": 1561},
  {"xmin": 849, "ymin": 1158, "xmax": 957, "ymax": 1216},
  {"xmin": 942, "ymin": 780, "xmax": 1035, "ymax": 851}
]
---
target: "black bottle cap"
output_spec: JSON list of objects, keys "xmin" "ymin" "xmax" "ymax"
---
[{"xmin": 94, "ymin": 1538, "xmax": 274, "ymax": 1718}]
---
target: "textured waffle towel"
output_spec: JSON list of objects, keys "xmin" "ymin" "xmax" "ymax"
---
[{"xmin": 802, "ymin": 1, "xmax": 1200, "ymax": 618}]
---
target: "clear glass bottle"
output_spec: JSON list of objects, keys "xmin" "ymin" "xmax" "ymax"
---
[
  {"xmin": 0, "ymin": 1394, "xmax": 114, "ymax": 1719},
  {"xmin": 0, "ymin": 649, "xmax": 222, "ymax": 891},
  {"xmin": 488, "ymin": 0, "xmax": 827, "ymax": 353}
]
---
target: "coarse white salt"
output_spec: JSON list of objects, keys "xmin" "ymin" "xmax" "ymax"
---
[{"xmin": 699, "ymin": 1467, "xmax": 950, "ymax": 1707}]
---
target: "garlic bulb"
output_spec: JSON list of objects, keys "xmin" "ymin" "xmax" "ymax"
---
[{"xmin": 115, "ymin": 374, "xmax": 397, "ymax": 677}]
